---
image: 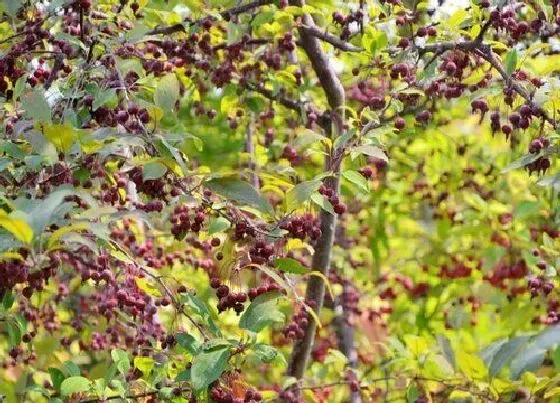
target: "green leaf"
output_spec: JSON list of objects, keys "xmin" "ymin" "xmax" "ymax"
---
[
  {"xmin": 509, "ymin": 345, "xmax": 546, "ymax": 380},
  {"xmin": 246, "ymin": 96, "xmax": 266, "ymax": 112},
  {"xmin": 207, "ymin": 217, "xmax": 231, "ymax": 234},
  {"xmin": 191, "ymin": 346, "xmax": 230, "ymax": 392},
  {"xmin": 153, "ymin": 136, "xmax": 188, "ymax": 176},
  {"xmin": 333, "ymin": 129, "xmax": 356, "ymax": 151},
  {"xmin": 253, "ymin": 343, "xmax": 280, "ymax": 363},
  {"xmin": 372, "ymin": 31, "xmax": 388, "ymax": 55},
  {"xmin": 537, "ymin": 172, "xmax": 560, "ymax": 189},
  {"xmin": 176, "ymin": 368, "xmax": 191, "ymax": 382},
  {"xmin": 286, "ymin": 180, "xmax": 322, "ymax": 212},
  {"xmin": 92, "ymin": 88, "xmax": 116, "ymax": 111},
  {"xmin": 176, "ymin": 333, "xmax": 201, "ymax": 355},
  {"xmin": 21, "ymin": 89, "xmax": 51, "ymax": 122},
  {"xmin": 133, "ymin": 356, "xmax": 154, "ymax": 374},
  {"xmin": 60, "ymin": 377, "xmax": 90, "ymax": 397},
  {"xmin": 181, "ymin": 293, "xmax": 220, "ymax": 336},
  {"xmin": 552, "ymin": 345, "xmax": 560, "ymax": 370},
  {"xmin": 406, "ymin": 385, "xmax": 419, "ymax": 403},
  {"xmin": 504, "ymin": 50, "xmax": 518, "ymax": 77},
  {"xmin": 62, "ymin": 361, "xmax": 81, "ymax": 377},
  {"xmin": 48, "ymin": 368, "xmax": 65, "ymax": 391},
  {"xmin": 533, "ymin": 324, "xmax": 560, "ymax": 350},
  {"xmin": 274, "ymin": 258, "xmax": 309, "ymax": 274},
  {"xmin": 2, "ymin": 290, "xmax": 15, "ymax": 311},
  {"xmin": 6, "ymin": 320, "xmax": 21, "ymax": 348},
  {"xmin": 142, "ymin": 161, "xmax": 167, "ymax": 181},
  {"xmin": 206, "ymin": 177, "xmax": 273, "ymax": 215},
  {"xmin": 13, "ymin": 76, "xmax": 26, "ymax": 100},
  {"xmin": 342, "ymin": 170, "xmax": 369, "ymax": 193},
  {"xmin": 239, "ymin": 291, "xmax": 285, "ymax": 333},
  {"xmin": 310, "ymin": 192, "xmax": 335, "ymax": 215},
  {"xmin": 350, "ymin": 144, "xmax": 388, "ymax": 162},
  {"xmin": 502, "ymin": 153, "xmax": 540, "ymax": 173},
  {"xmin": 437, "ymin": 334, "xmax": 456, "ymax": 370},
  {"xmin": 154, "ymin": 73, "xmax": 180, "ymax": 112},
  {"xmin": 488, "ymin": 336, "xmax": 530, "ymax": 378},
  {"xmin": 3, "ymin": 0, "xmax": 22, "ymax": 17},
  {"xmin": 28, "ymin": 186, "xmax": 99, "ymax": 235},
  {"xmin": 111, "ymin": 349, "xmax": 130, "ymax": 375}
]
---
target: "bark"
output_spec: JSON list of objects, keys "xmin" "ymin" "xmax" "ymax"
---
[
  {"xmin": 333, "ymin": 285, "xmax": 361, "ymax": 403},
  {"xmin": 286, "ymin": 0, "xmax": 345, "ymax": 380}
]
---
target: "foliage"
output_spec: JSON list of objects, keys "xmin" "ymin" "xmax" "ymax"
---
[{"xmin": 0, "ymin": 0, "xmax": 559, "ymax": 402}]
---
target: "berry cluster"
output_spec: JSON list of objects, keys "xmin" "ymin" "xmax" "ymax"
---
[
  {"xmin": 210, "ymin": 278, "xmax": 248, "ymax": 314},
  {"xmin": 332, "ymin": 10, "xmax": 364, "ymax": 40},
  {"xmin": 283, "ymin": 306, "xmax": 308, "ymax": 340},
  {"xmin": 248, "ymin": 283, "xmax": 282, "ymax": 301},
  {"xmin": 318, "ymin": 184, "xmax": 346, "ymax": 215},
  {"xmin": 529, "ymin": 136, "xmax": 551, "ymax": 154},
  {"xmin": 231, "ymin": 221, "xmax": 257, "ymax": 241},
  {"xmin": 282, "ymin": 145, "xmax": 302, "ymax": 165},
  {"xmin": 280, "ymin": 214, "xmax": 321, "ymax": 241},
  {"xmin": 528, "ymin": 276, "xmax": 554, "ymax": 298},
  {"xmin": 170, "ymin": 204, "xmax": 206, "ymax": 238},
  {"xmin": 249, "ymin": 240, "xmax": 275, "ymax": 264},
  {"xmin": 484, "ymin": 259, "xmax": 528, "ymax": 289},
  {"xmin": 210, "ymin": 385, "xmax": 262, "ymax": 402}
]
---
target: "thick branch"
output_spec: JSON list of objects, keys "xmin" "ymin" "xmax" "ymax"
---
[{"xmin": 286, "ymin": 0, "xmax": 346, "ymax": 381}]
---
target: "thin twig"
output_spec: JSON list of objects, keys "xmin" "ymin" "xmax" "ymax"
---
[{"xmin": 300, "ymin": 24, "xmax": 363, "ymax": 52}]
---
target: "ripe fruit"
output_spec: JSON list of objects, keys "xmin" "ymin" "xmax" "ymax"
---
[{"xmin": 395, "ymin": 116, "xmax": 406, "ymax": 130}]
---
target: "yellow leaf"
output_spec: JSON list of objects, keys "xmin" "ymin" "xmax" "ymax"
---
[
  {"xmin": 448, "ymin": 9, "xmax": 468, "ymax": 27},
  {"xmin": 545, "ymin": 387, "xmax": 560, "ymax": 399},
  {"xmin": 491, "ymin": 378, "xmax": 517, "ymax": 394},
  {"xmin": 0, "ymin": 252, "xmax": 24, "ymax": 261},
  {"xmin": 302, "ymin": 302, "xmax": 321, "ymax": 329},
  {"xmin": 43, "ymin": 123, "xmax": 77, "ymax": 153},
  {"xmin": 469, "ymin": 24, "xmax": 481, "ymax": 39},
  {"xmin": 404, "ymin": 335, "xmax": 428, "ymax": 357},
  {"xmin": 135, "ymin": 277, "xmax": 163, "ymax": 297},
  {"xmin": 456, "ymin": 350, "xmax": 488, "ymax": 380},
  {"xmin": 0, "ymin": 211, "xmax": 33, "ymax": 244},
  {"xmin": 147, "ymin": 105, "xmax": 164, "ymax": 122},
  {"xmin": 48, "ymin": 223, "xmax": 89, "ymax": 249}
]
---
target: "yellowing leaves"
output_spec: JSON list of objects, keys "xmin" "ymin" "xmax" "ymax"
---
[
  {"xmin": 457, "ymin": 350, "xmax": 488, "ymax": 380},
  {"xmin": 404, "ymin": 335, "xmax": 429, "ymax": 357},
  {"xmin": 0, "ymin": 210, "xmax": 33, "ymax": 244},
  {"xmin": 43, "ymin": 123, "xmax": 77, "ymax": 153},
  {"xmin": 135, "ymin": 277, "xmax": 163, "ymax": 297},
  {"xmin": 448, "ymin": 9, "xmax": 468, "ymax": 28}
]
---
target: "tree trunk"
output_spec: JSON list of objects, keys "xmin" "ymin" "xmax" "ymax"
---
[{"xmin": 286, "ymin": 0, "xmax": 345, "ymax": 380}]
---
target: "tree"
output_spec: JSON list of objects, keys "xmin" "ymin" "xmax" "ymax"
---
[{"xmin": 0, "ymin": 0, "xmax": 559, "ymax": 402}]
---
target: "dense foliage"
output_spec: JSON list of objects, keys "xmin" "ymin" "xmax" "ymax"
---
[{"xmin": 0, "ymin": 0, "xmax": 559, "ymax": 402}]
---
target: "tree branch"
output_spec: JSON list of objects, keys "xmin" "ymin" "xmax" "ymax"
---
[
  {"xmin": 418, "ymin": 39, "xmax": 557, "ymax": 127},
  {"xmin": 286, "ymin": 0, "xmax": 346, "ymax": 381},
  {"xmin": 300, "ymin": 24, "xmax": 363, "ymax": 52},
  {"xmin": 243, "ymin": 81, "xmax": 305, "ymax": 113},
  {"xmin": 145, "ymin": 0, "xmax": 274, "ymax": 35}
]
